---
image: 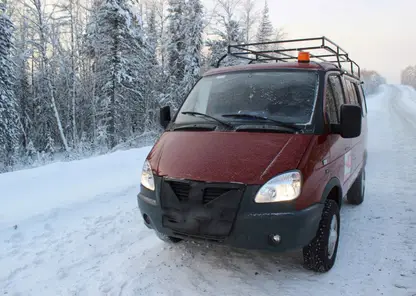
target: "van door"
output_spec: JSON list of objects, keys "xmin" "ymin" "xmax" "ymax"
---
[
  {"xmin": 324, "ymin": 74, "xmax": 353, "ymax": 190},
  {"xmin": 352, "ymin": 81, "xmax": 368, "ymax": 171},
  {"xmin": 343, "ymin": 78, "xmax": 367, "ymax": 177}
]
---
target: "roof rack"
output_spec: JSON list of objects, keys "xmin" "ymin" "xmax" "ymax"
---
[{"xmin": 216, "ymin": 36, "xmax": 361, "ymax": 79}]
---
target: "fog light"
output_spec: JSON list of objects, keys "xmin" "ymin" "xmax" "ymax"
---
[{"xmin": 271, "ymin": 234, "xmax": 281, "ymax": 244}]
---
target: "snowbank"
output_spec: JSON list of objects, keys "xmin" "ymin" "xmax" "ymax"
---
[{"xmin": 0, "ymin": 147, "xmax": 151, "ymax": 230}]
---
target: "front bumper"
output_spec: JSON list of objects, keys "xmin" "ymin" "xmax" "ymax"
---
[{"xmin": 137, "ymin": 180, "xmax": 323, "ymax": 252}]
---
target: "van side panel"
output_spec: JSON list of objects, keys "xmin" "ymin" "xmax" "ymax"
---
[
  {"xmin": 299, "ymin": 133, "xmax": 352, "ymax": 208},
  {"xmin": 296, "ymin": 71, "xmax": 369, "ymax": 211},
  {"xmin": 341, "ymin": 76, "xmax": 368, "ymax": 193},
  {"xmin": 295, "ymin": 135, "xmax": 332, "ymax": 210}
]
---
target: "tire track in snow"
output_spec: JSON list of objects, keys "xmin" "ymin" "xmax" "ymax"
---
[
  {"xmin": 338, "ymin": 86, "xmax": 411, "ymax": 296},
  {"xmin": 390, "ymin": 86, "xmax": 416, "ymax": 131},
  {"xmin": 385, "ymin": 85, "xmax": 416, "ymax": 293}
]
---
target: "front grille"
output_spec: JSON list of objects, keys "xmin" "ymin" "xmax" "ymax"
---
[
  {"xmin": 168, "ymin": 181, "xmax": 190, "ymax": 202},
  {"xmin": 168, "ymin": 181, "xmax": 234, "ymax": 204},
  {"xmin": 203, "ymin": 187, "xmax": 232, "ymax": 204},
  {"xmin": 160, "ymin": 178, "xmax": 245, "ymax": 238}
]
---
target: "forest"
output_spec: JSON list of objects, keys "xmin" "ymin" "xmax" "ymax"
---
[
  {"xmin": 401, "ymin": 66, "xmax": 416, "ymax": 89},
  {"xmin": 0, "ymin": 0, "xmax": 388, "ymax": 172}
]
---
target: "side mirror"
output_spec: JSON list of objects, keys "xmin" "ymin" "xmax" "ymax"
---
[
  {"xmin": 339, "ymin": 104, "xmax": 362, "ymax": 138},
  {"xmin": 159, "ymin": 106, "xmax": 171, "ymax": 129}
]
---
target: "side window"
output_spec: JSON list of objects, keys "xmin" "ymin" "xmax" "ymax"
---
[
  {"xmin": 329, "ymin": 75, "xmax": 345, "ymax": 118},
  {"xmin": 325, "ymin": 81, "xmax": 338, "ymax": 124},
  {"xmin": 354, "ymin": 84, "xmax": 367, "ymax": 116},
  {"xmin": 345, "ymin": 80, "xmax": 359, "ymax": 105}
]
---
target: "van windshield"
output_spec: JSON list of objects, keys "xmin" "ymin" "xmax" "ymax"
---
[{"xmin": 175, "ymin": 70, "xmax": 319, "ymax": 126}]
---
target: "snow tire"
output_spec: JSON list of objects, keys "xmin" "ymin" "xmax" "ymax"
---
[{"xmin": 303, "ymin": 199, "xmax": 340, "ymax": 273}]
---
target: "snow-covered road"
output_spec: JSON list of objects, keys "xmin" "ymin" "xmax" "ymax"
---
[{"xmin": 1, "ymin": 85, "xmax": 416, "ymax": 296}]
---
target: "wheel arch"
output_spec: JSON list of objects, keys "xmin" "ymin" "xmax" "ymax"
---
[{"xmin": 320, "ymin": 177, "xmax": 343, "ymax": 209}]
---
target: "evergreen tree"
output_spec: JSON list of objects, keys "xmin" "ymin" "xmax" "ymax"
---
[
  {"xmin": 0, "ymin": 4, "xmax": 20, "ymax": 171},
  {"xmin": 146, "ymin": 2, "xmax": 158, "ymax": 66},
  {"xmin": 256, "ymin": 0, "xmax": 274, "ymax": 50},
  {"xmin": 86, "ymin": 0, "xmax": 154, "ymax": 148},
  {"xmin": 142, "ymin": 2, "xmax": 163, "ymax": 132},
  {"xmin": 167, "ymin": 0, "xmax": 186, "ymax": 83},
  {"xmin": 183, "ymin": 0, "xmax": 204, "ymax": 94},
  {"xmin": 13, "ymin": 15, "xmax": 31, "ymax": 152},
  {"xmin": 165, "ymin": 0, "xmax": 187, "ymax": 108}
]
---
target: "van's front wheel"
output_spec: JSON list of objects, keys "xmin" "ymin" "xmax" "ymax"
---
[{"xmin": 303, "ymin": 199, "xmax": 340, "ymax": 272}]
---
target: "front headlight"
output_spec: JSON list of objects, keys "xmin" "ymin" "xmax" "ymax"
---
[
  {"xmin": 254, "ymin": 171, "xmax": 302, "ymax": 203},
  {"xmin": 141, "ymin": 160, "xmax": 155, "ymax": 191}
]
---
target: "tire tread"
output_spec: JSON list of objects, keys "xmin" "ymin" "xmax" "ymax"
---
[{"xmin": 303, "ymin": 199, "xmax": 340, "ymax": 272}]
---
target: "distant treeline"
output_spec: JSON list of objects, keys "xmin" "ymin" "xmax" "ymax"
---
[
  {"xmin": 361, "ymin": 70, "xmax": 386, "ymax": 96},
  {"xmin": 401, "ymin": 66, "xmax": 416, "ymax": 89}
]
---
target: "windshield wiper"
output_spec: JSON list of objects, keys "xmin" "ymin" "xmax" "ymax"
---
[
  {"xmin": 181, "ymin": 111, "xmax": 234, "ymax": 129},
  {"xmin": 173, "ymin": 124, "xmax": 216, "ymax": 131},
  {"xmin": 221, "ymin": 113, "xmax": 302, "ymax": 131}
]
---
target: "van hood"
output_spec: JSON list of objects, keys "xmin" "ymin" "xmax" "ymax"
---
[{"xmin": 147, "ymin": 131, "xmax": 313, "ymax": 185}]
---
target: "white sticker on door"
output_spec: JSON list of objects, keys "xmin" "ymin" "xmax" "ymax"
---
[{"xmin": 344, "ymin": 150, "xmax": 352, "ymax": 181}]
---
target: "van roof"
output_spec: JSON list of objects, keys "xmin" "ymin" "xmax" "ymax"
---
[{"xmin": 204, "ymin": 62, "xmax": 338, "ymax": 77}]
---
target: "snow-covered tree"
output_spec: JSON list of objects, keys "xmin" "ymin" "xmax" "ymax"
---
[
  {"xmin": 241, "ymin": 0, "xmax": 259, "ymax": 43},
  {"xmin": 401, "ymin": 66, "xmax": 416, "ymax": 90},
  {"xmin": 146, "ymin": 0, "xmax": 169, "ymax": 73},
  {"xmin": 0, "ymin": 0, "xmax": 289, "ymax": 173},
  {"xmin": 12, "ymin": 13, "xmax": 31, "ymax": 152},
  {"xmin": 24, "ymin": 0, "xmax": 70, "ymax": 152},
  {"xmin": 86, "ymin": 0, "xmax": 154, "ymax": 148},
  {"xmin": 165, "ymin": 0, "xmax": 203, "ymax": 107},
  {"xmin": 182, "ymin": 0, "xmax": 203, "ymax": 94},
  {"xmin": 141, "ymin": 2, "xmax": 165, "ymax": 133},
  {"xmin": 54, "ymin": 0, "xmax": 86, "ymax": 147},
  {"xmin": 206, "ymin": 0, "xmax": 245, "ymax": 68},
  {"xmin": 362, "ymin": 69, "xmax": 386, "ymax": 95},
  {"xmin": 167, "ymin": 0, "xmax": 186, "ymax": 83},
  {"xmin": 206, "ymin": 20, "xmax": 245, "ymax": 67},
  {"xmin": 0, "ymin": 4, "xmax": 20, "ymax": 171},
  {"xmin": 146, "ymin": 2, "xmax": 158, "ymax": 66},
  {"xmin": 163, "ymin": 0, "xmax": 187, "ymax": 108},
  {"xmin": 256, "ymin": 0, "xmax": 273, "ymax": 50}
]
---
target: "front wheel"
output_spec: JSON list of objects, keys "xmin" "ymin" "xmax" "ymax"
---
[{"xmin": 303, "ymin": 199, "xmax": 340, "ymax": 272}]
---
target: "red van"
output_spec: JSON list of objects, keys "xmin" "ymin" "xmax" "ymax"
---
[{"xmin": 137, "ymin": 37, "xmax": 368, "ymax": 272}]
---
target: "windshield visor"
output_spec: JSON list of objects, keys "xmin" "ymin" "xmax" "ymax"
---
[{"xmin": 175, "ymin": 70, "xmax": 319, "ymax": 126}]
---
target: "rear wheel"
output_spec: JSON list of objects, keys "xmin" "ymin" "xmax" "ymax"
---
[
  {"xmin": 347, "ymin": 168, "xmax": 365, "ymax": 205},
  {"xmin": 303, "ymin": 199, "xmax": 340, "ymax": 272}
]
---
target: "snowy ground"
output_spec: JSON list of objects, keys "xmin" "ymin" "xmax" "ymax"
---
[{"xmin": 1, "ymin": 85, "xmax": 416, "ymax": 296}]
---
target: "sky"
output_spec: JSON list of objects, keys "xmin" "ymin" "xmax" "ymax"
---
[{"xmin": 205, "ymin": 0, "xmax": 415, "ymax": 84}]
